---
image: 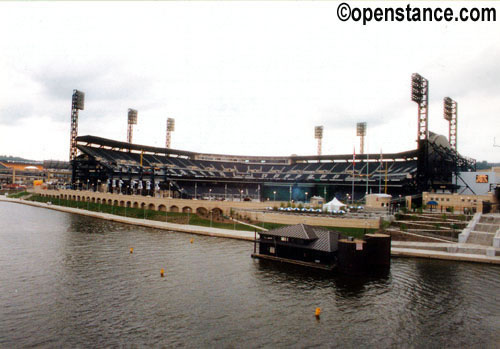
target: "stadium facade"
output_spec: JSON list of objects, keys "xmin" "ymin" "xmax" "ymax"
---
[{"xmin": 71, "ymin": 131, "xmax": 475, "ymax": 204}]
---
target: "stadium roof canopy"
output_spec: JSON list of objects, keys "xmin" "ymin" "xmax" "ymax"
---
[{"xmin": 76, "ymin": 135, "xmax": 419, "ymax": 164}]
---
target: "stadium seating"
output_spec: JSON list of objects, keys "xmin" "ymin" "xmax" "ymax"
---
[
  {"xmin": 73, "ymin": 134, "xmax": 432, "ymax": 200},
  {"xmin": 76, "ymin": 144, "xmax": 418, "ymax": 187}
]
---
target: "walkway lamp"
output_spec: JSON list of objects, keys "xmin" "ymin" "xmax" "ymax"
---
[
  {"xmin": 305, "ymin": 192, "xmax": 308, "ymax": 203},
  {"xmin": 273, "ymin": 191, "xmax": 276, "ymax": 201}
]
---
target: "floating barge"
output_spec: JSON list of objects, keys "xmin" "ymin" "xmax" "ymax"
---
[{"xmin": 251, "ymin": 224, "xmax": 391, "ymax": 274}]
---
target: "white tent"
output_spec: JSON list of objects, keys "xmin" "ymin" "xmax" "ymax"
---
[{"xmin": 322, "ymin": 198, "xmax": 346, "ymax": 212}]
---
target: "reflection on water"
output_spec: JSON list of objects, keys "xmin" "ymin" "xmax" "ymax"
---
[{"xmin": 0, "ymin": 202, "xmax": 499, "ymax": 347}]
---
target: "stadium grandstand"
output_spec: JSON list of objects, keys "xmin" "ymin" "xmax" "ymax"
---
[{"xmin": 71, "ymin": 131, "xmax": 475, "ymax": 205}]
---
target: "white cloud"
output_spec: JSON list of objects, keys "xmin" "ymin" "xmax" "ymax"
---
[{"xmin": 0, "ymin": 1, "xmax": 498, "ymax": 162}]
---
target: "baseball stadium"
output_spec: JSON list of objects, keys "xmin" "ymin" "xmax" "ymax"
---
[{"xmin": 69, "ymin": 74, "xmax": 476, "ymax": 207}]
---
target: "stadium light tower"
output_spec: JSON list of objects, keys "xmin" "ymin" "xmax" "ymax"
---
[
  {"xmin": 69, "ymin": 89, "xmax": 85, "ymax": 161},
  {"xmin": 411, "ymin": 73, "xmax": 429, "ymax": 141},
  {"xmin": 314, "ymin": 126, "xmax": 323, "ymax": 156},
  {"xmin": 127, "ymin": 109, "xmax": 138, "ymax": 143},
  {"xmin": 443, "ymin": 97, "xmax": 457, "ymax": 151},
  {"xmin": 356, "ymin": 122, "xmax": 367, "ymax": 154},
  {"xmin": 166, "ymin": 118, "xmax": 175, "ymax": 148}
]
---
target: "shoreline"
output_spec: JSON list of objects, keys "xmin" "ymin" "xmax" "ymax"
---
[
  {"xmin": 0, "ymin": 197, "xmax": 256, "ymax": 241},
  {"xmin": 2, "ymin": 197, "xmax": 499, "ymax": 265}
]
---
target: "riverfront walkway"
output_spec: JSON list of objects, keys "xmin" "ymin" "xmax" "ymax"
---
[
  {"xmin": 2, "ymin": 196, "xmax": 499, "ymax": 264},
  {"xmin": 0, "ymin": 197, "xmax": 257, "ymax": 241},
  {"xmin": 392, "ymin": 241, "xmax": 500, "ymax": 264}
]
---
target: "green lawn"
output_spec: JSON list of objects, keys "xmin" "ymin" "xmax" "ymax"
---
[
  {"xmin": 26, "ymin": 194, "xmax": 377, "ymax": 238},
  {"xmin": 27, "ymin": 194, "xmax": 255, "ymax": 231},
  {"xmin": 7, "ymin": 191, "xmax": 30, "ymax": 198}
]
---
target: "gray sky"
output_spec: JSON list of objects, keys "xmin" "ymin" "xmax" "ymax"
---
[{"xmin": 0, "ymin": 2, "xmax": 499, "ymax": 162}]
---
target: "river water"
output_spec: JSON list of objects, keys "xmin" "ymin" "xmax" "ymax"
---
[{"xmin": 0, "ymin": 202, "xmax": 499, "ymax": 347}]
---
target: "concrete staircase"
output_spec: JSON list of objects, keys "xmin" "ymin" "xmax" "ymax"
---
[
  {"xmin": 391, "ymin": 240, "xmax": 500, "ymax": 264},
  {"xmin": 392, "ymin": 212, "xmax": 500, "ymax": 262},
  {"xmin": 459, "ymin": 213, "xmax": 500, "ymax": 257}
]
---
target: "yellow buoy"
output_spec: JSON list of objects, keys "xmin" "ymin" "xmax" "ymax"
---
[
  {"xmin": 190, "ymin": 238, "xmax": 194, "ymax": 244},
  {"xmin": 160, "ymin": 268, "xmax": 164, "ymax": 277},
  {"xmin": 315, "ymin": 307, "xmax": 321, "ymax": 318},
  {"xmin": 130, "ymin": 247, "xmax": 133, "ymax": 254}
]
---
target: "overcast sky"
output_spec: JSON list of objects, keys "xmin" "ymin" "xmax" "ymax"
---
[{"xmin": 0, "ymin": 2, "xmax": 499, "ymax": 162}]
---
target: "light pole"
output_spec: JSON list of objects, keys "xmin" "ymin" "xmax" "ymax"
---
[
  {"xmin": 209, "ymin": 188, "xmax": 212, "ymax": 201},
  {"xmin": 187, "ymin": 208, "xmax": 190, "ymax": 225},
  {"xmin": 240, "ymin": 189, "xmax": 243, "ymax": 202},
  {"xmin": 87, "ymin": 179, "xmax": 89, "ymax": 191},
  {"xmin": 289, "ymin": 186, "xmax": 292, "ymax": 202},
  {"xmin": 305, "ymin": 192, "xmax": 308, "ymax": 203},
  {"xmin": 273, "ymin": 191, "xmax": 276, "ymax": 202}
]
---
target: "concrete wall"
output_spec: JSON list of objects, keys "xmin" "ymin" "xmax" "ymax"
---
[
  {"xmin": 34, "ymin": 188, "xmax": 275, "ymax": 216},
  {"xmin": 34, "ymin": 188, "xmax": 380, "ymax": 228},
  {"xmin": 237, "ymin": 210, "xmax": 380, "ymax": 229}
]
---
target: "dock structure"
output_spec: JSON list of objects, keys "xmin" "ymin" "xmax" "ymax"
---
[
  {"xmin": 253, "ymin": 223, "xmax": 392, "ymax": 274},
  {"xmin": 255, "ymin": 224, "xmax": 341, "ymax": 267},
  {"xmin": 251, "ymin": 253, "xmax": 335, "ymax": 271}
]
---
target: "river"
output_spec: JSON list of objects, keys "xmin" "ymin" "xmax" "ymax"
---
[{"xmin": 0, "ymin": 202, "xmax": 498, "ymax": 347}]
